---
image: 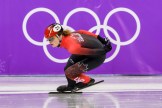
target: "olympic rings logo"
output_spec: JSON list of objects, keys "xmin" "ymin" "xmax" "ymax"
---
[{"xmin": 22, "ymin": 7, "xmax": 141, "ymax": 63}]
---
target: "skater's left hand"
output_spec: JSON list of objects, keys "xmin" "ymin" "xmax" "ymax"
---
[
  {"xmin": 104, "ymin": 41, "xmax": 112, "ymax": 53},
  {"xmin": 104, "ymin": 37, "xmax": 111, "ymax": 46},
  {"xmin": 97, "ymin": 35, "xmax": 110, "ymax": 45}
]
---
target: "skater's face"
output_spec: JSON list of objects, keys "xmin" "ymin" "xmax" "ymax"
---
[
  {"xmin": 48, "ymin": 35, "xmax": 62, "ymax": 47},
  {"xmin": 48, "ymin": 36, "xmax": 61, "ymax": 47}
]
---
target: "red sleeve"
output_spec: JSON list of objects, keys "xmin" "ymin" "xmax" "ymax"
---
[
  {"xmin": 76, "ymin": 30, "xmax": 98, "ymax": 38},
  {"xmin": 68, "ymin": 44, "xmax": 106, "ymax": 55}
]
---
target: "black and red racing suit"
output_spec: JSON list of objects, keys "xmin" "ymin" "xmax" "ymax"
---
[{"xmin": 59, "ymin": 30, "xmax": 110, "ymax": 87}]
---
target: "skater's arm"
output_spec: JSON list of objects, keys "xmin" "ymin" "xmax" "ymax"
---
[
  {"xmin": 68, "ymin": 44, "xmax": 109, "ymax": 55},
  {"xmin": 76, "ymin": 30, "xmax": 110, "ymax": 45},
  {"xmin": 76, "ymin": 30, "xmax": 98, "ymax": 38}
]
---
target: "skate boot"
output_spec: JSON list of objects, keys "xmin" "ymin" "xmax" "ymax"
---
[
  {"xmin": 75, "ymin": 78, "xmax": 95, "ymax": 89},
  {"xmin": 57, "ymin": 85, "xmax": 74, "ymax": 92}
]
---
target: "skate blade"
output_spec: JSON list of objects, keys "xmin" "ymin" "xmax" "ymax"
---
[{"xmin": 48, "ymin": 91, "xmax": 82, "ymax": 94}]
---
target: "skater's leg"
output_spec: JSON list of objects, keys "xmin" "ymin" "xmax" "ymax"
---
[
  {"xmin": 64, "ymin": 55, "xmax": 87, "ymax": 86},
  {"xmin": 57, "ymin": 55, "xmax": 87, "ymax": 92},
  {"xmin": 65, "ymin": 54, "xmax": 106, "ymax": 88},
  {"xmin": 76, "ymin": 55, "xmax": 106, "ymax": 88},
  {"xmin": 81, "ymin": 54, "xmax": 106, "ymax": 71},
  {"xmin": 57, "ymin": 54, "xmax": 106, "ymax": 92}
]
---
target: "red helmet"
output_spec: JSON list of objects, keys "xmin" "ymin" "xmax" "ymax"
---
[{"xmin": 44, "ymin": 23, "xmax": 63, "ymax": 39}]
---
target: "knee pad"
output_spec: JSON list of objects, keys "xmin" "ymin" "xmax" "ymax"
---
[
  {"xmin": 65, "ymin": 62, "xmax": 89, "ymax": 79},
  {"xmin": 65, "ymin": 63, "xmax": 82, "ymax": 79}
]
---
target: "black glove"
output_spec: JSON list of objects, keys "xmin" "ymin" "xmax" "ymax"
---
[
  {"xmin": 103, "ymin": 39, "xmax": 112, "ymax": 53},
  {"xmin": 97, "ymin": 35, "xmax": 112, "ymax": 53},
  {"xmin": 104, "ymin": 44, "xmax": 112, "ymax": 53},
  {"xmin": 97, "ymin": 35, "xmax": 110, "ymax": 45}
]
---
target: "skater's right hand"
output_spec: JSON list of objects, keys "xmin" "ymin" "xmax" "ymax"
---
[
  {"xmin": 97, "ymin": 35, "xmax": 110, "ymax": 45},
  {"xmin": 103, "ymin": 42, "xmax": 112, "ymax": 53}
]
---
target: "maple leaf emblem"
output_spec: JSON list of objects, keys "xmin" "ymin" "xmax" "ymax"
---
[{"xmin": 78, "ymin": 62, "xmax": 88, "ymax": 72}]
